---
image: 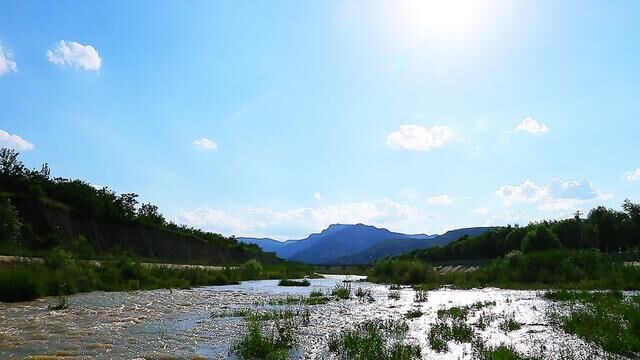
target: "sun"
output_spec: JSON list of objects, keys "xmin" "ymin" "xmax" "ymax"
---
[{"xmin": 383, "ymin": 0, "xmax": 499, "ymax": 48}]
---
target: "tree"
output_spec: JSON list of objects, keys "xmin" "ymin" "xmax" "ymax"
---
[
  {"xmin": 136, "ymin": 203, "xmax": 166, "ymax": 225},
  {"xmin": 521, "ymin": 225, "xmax": 563, "ymax": 253},
  {"xmin": 0, "ymin": 148, "xmax": 25, "ymax": 177},
  {"xmin": 0, "ymin": 198, "xmax": 21, "ymax": 245},
  {"xmin": 114, "ymin": 193, "xmax": 139, "ymax": 221}
]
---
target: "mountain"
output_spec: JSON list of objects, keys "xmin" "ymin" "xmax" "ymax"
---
[
  {"xmin": 240, "ymin": 223, "xmax": 445, "ymax": 265},
  {"xmin": 332, "ymin": 227, "xmax": 492, "ymax": 264},
  {"xmin": 240, "ymin": 225, "xmax": 491, "ymax": 265}
]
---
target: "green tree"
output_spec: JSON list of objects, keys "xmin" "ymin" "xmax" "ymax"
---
[
  {"xmin": 137, "ymin": 203, "xmax": 166, "ymax": 225},
  {"xmin": 521, "ymin": 225, "xmax": 563, "ymax": 253},
  {"xmin": 0, "ymin": 198, "xmax": 22, "ymax": 245},
  {"xmin": 115, "ymin": 193, "xmax": 139, "ymax": 221}
]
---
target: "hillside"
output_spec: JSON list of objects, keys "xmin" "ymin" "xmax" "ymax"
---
[{"xmin": 0, "ymin": 149, "xmax": 279, "ymax": 265}]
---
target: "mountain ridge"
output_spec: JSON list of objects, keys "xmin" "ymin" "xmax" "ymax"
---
[{"xmin": 239, "ymin": 224, "xmax": 490, "ymax": 265}]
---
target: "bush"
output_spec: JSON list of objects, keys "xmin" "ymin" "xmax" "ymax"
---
[
  {"xmin": 0, "ymin": 265, "xmax": 45, "ymax": 302},
  {"xmin": 521, "ymin": 225, "xmax": 563, "ymax": 253},
  {"xmin": 369, "ymin": 259, "xmax": 437, "ymax": 285},
  {"xmin": 0, "ymin": 197, "xmax": 21, "ymax": 245},
  {"xmin": 240, "ymin": 259, "xmax": 263, "ymax": 280},
  {"xmin": 278, "ymin": 278, "xmax": 310, "ymax": 287}
]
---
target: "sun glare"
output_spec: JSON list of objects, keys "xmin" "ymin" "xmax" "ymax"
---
[{"xmin": 385, "ymin": 0, "xmax": 498, "ymax": 48}]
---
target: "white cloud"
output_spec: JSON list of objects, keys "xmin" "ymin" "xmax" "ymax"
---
[
  {"xmin": 386, "ymin": 124, "xmax": 453, "ymax": 151},
  {"xmin": 427, "ymin": 194, "xmax": 453, "ymax": 205},
  {"xmin": 514, "ymin": 117, "xmax": 549, "ymax": 135},
  {"xmin": 177, "ymin": 198, "xmax": 431, "ymax": 240},
  {"xmin": 485, "ymin": 210, "xmax": 532, "ymax": 226},
  {"xmin": 625, "ymin": 168, "xmax": 640, "ymax": 182},
  {"xmin": 177, "ymin": 206, "xmax": 249, "ymax": 235},
  {"xmin": 0, "ymin": 129, "xmax": 34, "ymax": 150},
  {"xmin": 0, "ymin": 46, "xmax": 17, "ymax": 76},
  {"xmin": 193, "ymin": 137, "xmax": 218, "ymax": 151},
  {"xmin": 313, "ymin": 192, "xmax": 323, "ymax": 201},
  {"xmin": 497, "ymin": 178, "xmax": 611, "ymax": 211},
  {"xmin": 47, "ymin": 40, "xmax": 101, "ymax": 71},
  {"xmin": 473, "ymin": 206, "xmax": 489, "ymax": 215}
]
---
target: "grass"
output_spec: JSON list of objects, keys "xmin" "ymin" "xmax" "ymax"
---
[
  {"xmin": 233, "ymin": 316, "xmax": 296, "ymax": 360},
  {"xmin": 355, "ymin": 287, "xmax": 373, "ymax": 302},
  {"xmin": 414, "ymin": 289, "xmax": 428, "ymax": 303},
  {"xmin": 428, "ymin": 304, "xmax": 480, "ymax": 352},
  {"xmin": 332, "ymin": 282, "xmax": 351, "ymax": 300},
  {"xmin": 278, "ymin": 278, "xmax": 310, "ymax": 287},
  {"xmin": 472, "ymin": 341, "xmax": 538, "ymax": 360},
  {"xmin": 404, "ymin": 309, "xmax": 423, "ymax": 320},
  {"xmin": 328, "ymin": 319, "xmax": 420, "ymax": 360},
  {"xmin": 498, "ymin": 313, "xmax": 522, "ymax": 332},
  {"xmin": 545, "ymin": 289, "xmax": 640, "ymax": 357},
  {"xmin": 388, "ymin": 290, "xmax": 401, "ymax": 300}
]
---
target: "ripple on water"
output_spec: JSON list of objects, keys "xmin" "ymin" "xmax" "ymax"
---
[{"xmin": 0, "ymin": 276, "xmax": 615, "ymax": 359}]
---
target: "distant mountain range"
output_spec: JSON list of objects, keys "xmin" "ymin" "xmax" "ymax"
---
[{"xmin": 239, "ymin": 224, "xmax": 490, "ymax": 265}]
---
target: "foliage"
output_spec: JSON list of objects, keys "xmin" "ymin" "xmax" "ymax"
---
[
  {"xmin": 0, "ymin": 197, "xmax": 21, "ymax": 245},
  {"xmin": 369, "ymin": 258, "xmax": 437, "ymax": 285},
  {"xmin": 404, "ymin": 309, "xmax": 423, "ymax": 319},
  {"xmin": 240, "ymin": 259, "xmax": 263, "ymax": 280},
  {"xmin": 233, "ymin": 316, "xmax": 295, "ymax": 360},
  {"xmin": 0, "ymin": 148, "xmax": 275, "ymax": 264},
  {"xmin": 546, "ymin": 290, "xmax": 640, "ymax": 357},
  {"xmin": 328, "ymin": 319, "xmax": 420, "ymax": 360},
  {"xmin": 521, "ymin": 225, "xmax": 562, "ymax": 253},
  {"xmin": 278, "ymin": 278, "xmax": 310, "ymax": 287},
  {"xmin": 399, "ymin": 200, "xmax": 640, "ymax": 263},
  {"xmin": 0, "ymin": 250, "xmax": 307, "ymax": 302},
  {"xmin": 332, "ymin": 282, "xmax": 352, "ymax": 299}
]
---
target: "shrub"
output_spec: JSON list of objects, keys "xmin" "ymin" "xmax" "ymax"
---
[
  {"xmin": 278, "ymin": 278, "xmax": 310, "ymax": 287},
  {"xmin": 0, "ymin": 197, "xmax": 21, "ymax": 245},
  {"xmin": 332, "ymin": 282, "xmax": 351, "ymax": 300}
]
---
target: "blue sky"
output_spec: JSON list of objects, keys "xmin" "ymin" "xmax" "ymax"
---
[{"xmin": 1, "ymin": 0, "xmax": 639, "ymax": 239}]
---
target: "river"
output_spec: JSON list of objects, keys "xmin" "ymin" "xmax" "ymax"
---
[{"xmin": 0, "ymin": 275, "xmax": 610, "ymax": 359}]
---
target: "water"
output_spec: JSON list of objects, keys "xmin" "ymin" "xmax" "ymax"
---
[{"xmin": 0, "ymin": 275, "xmax": 609, "ymax": 359}]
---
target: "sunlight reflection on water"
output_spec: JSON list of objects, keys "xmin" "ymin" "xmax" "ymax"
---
[{"xmin": 0, "ymin": 275, "xmax": 610, "ymax": 359}]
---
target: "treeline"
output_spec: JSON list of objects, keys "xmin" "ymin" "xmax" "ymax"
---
[
  {"xmin": 399, "ymin": 202, "xmax": 640, "ymax": 264},
  {"xmin": 371, "ymin": 249, "xmax": 640, "ymax": 290},
  {"xmin": 0, "ymin": 148, "xmax": 265, "ymax": 260}
]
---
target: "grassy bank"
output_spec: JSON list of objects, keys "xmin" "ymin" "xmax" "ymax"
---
[
  {"xmin": 370, "ymin": 249, "xmax": 640, "ymax": 290},
  {"xmin": 546, "ymin": 290, "xmax": 640, "ymax": 357},
  {"xmin": 0, "ymin": 249, "xmax": 312, "ymax": 302}
]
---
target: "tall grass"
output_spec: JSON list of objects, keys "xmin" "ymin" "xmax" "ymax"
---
[
  {"xmin": 328, "ymin": 319, "xmax": 420, "ymax": 360},
  {"xmin": 545, "ymin": 290, "xmax": 640, "ymax": 357},
  {"xmin": 0, "ymin": 249, "xmax": 302, "ymax": 302}
]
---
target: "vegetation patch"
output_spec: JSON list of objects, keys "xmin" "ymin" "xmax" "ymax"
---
[
  {"xmin": 545, "ymin": 290, "xmax": 640, "ymax": 357},
  {"xmin": 332, "ymin": 282, "xmax": 351, "ymax": 300},
  {"xmin": 404, "ymin": 309, "xmax": 423, "ymax": 320},
  {"xmin": 278, "ymin": 278, "xmax": 310, "ymax": 287},
  {"xmin": 233, "ymin": 316, "xmax": 296, "ymax": 360},
  {"xmin": 414, "ymin": 289, "xmax": 428, "ymax": 303},
  {"xmin": 498, "ymin": 313, "xmax": 522, "ymax": 332},
  {"xmin": 328, "ymin": 319, "xmax": 420, "ymax": 360}
]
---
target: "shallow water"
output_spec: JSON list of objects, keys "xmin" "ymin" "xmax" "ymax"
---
[{"xmin": 0, "ymin": 275, "xmax": 612, "ymax": 359}]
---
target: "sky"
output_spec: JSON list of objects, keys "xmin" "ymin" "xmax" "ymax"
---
[{"xmin": 1, "ymin": 0, "xmax": 640, "ymax": 240}]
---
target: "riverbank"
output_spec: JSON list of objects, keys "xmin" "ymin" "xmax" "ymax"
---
[{"xmin": 0, "ymin": 250, "xmax": 312, "ymax": 302}]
